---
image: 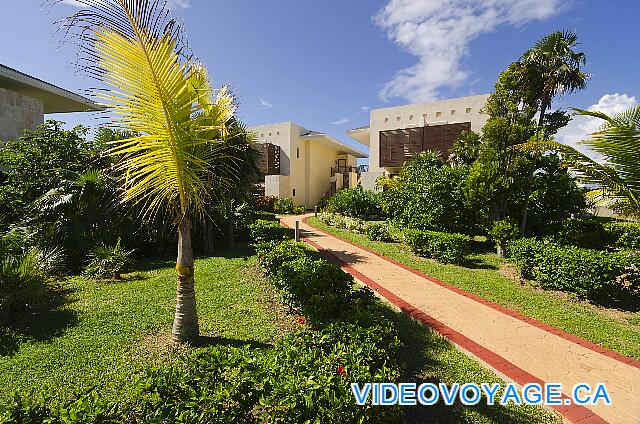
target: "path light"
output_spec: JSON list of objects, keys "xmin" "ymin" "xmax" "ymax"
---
[
  {"xmin": 314, "ymin": 206, "xmax": 318, "ymax": 216},
  {"xmin": 295, "ymin": 220, "xmax": 300, "ymax": 242}
]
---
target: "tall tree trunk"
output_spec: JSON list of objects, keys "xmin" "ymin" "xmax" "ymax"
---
[
  {"xmin": 226, "ymin": 198, "xmax": 235, "ymax": 250},
  {"xmin": 172, "ymin": 215, "xmax": 199, "ymax": 343},
  {"xmin": 520, "ymin": 100, "xmax": 549, "ymax": 236}
]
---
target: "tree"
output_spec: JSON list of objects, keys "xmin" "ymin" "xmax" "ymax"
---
[
  {"xmin": 516, "ymin": 30, "xmax": 589, "ymax": 234},
  {"xmin": 519, "ymin": 106, "xmax": 640, "ymax": 216},
  {"xmin": 58, "ymin": 0, "xmax": 238, "ymax": 343}
]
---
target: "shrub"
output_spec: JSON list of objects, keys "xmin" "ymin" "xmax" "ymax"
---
[
  {"xmin": 255, "ymin": 240, "xmax": 307, "ymax": 277},
  {"xmin": 255, "ymin": 195, "xmax": 279, "ymax": 212},
  {"xmin": 508, "ymin": 238, "xmax": 640, "ymax": 301},
  {"xmin": 273, "ymin": 198, "xmax": 306, "ymax": 215},
  {"xmin": 0, "ymin": 248, "xmax": 63, "ymax": 318},
  {"xmin": 249, "ymin": 220, "xmax": 292, "ymax": 243},
  {"xmin": 543, "ymin": 218, "xmax": 609, "ymax": 250},
  {"xmin": 507, "ymin": 238, "xmax": 546, "ymax": 280},
  {"xmin": 83, "ymin": 238, "xmax": 134, "ymax": 279},
  {"xmin": 403, "ymin": 229, "xmax": 471, "ymax": 264},
  {"xmin": 489, "ymin": 219, "xmax": 519, "ymax": 256},
  {"xmin": 365, "ymin": 222, "xmax": 393, "ymax": 242},
  {"xmin": 343, "ymin": 216, "xmax": 367, "ymax": 233},
  {"xmin": 138, "ymin": 322, "xmax": 400, "ymax": 424},
  {"xmin": 605, "ymin": 222, "xmax": 640, "ymax": 250},
  {"xmin": 326, "ymin": 186, "xmax": 382, "ymax": 218},
  {"xmin": 318, "ymin": 212, "xmax": 346, "ymax": 229},
  {"xmin": 377, "ymin": 152, "xmax": 477, "ymax": 233},
  {"xmin": 276, "ymin": 256, "xmax": 354, "ymax": 323}
]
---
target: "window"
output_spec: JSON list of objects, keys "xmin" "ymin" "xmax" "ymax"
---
[
  {"xmin": 466, "ymin": 107, "xmax": 472, "ymax": 113},
  {"xmin": 276, "ymin": 131, "xmax": 280, "ymax": 135},
  {"xmin": 268, "ymin": 132, "xmax": 272, "ymax": 136},
  {"xmin": 396, "ymin": 116, "xmax": 401, "ymax": 122},
  {"xmin": 292, "ymin": 188, "xmax": 296, "ymax": 196},
  {"xmin": 422, "ymin": 113, "xmax": 428, "ymax": 122},
  {"xmin": 296, "ymin": 147, "xmax": 299, "ymax": 158},
  {"xmin": 436, "ymin": 111, "xmax": 442, "ymax": 118},
  {"xmin": 409, "ymin": 114, "xmax": 414, "ymax": 120},
  {"xmin": 384, "ymin": 117, "xmax": 389, "ymax": 123},
  {"xmin": 260, "ymin": 133, "xmax": 264, "ymax": 137},
  {"xmin": 450, "ymin": 109, "xmax": 456, "ymax": 115}
]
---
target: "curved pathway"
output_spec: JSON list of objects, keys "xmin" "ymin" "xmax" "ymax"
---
[{"xmin": 281, "ymin": 214, "xmax": 640, "ymax": 424}]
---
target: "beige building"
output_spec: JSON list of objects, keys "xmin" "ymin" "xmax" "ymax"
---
[
  {"xmin": 348, "ymin": 94, "xmax": 490, "ymax": 190},
  {"xmin": 0, "ymin": 64, "xmax": 100, "ymax": 142},
  {"xmin": 250, "ymin": 121, "xmax": 367, "ymax": 209}
]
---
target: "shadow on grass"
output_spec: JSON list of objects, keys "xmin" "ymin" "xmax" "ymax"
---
[{"xmin": 0, "ymin": 290, "xmax": 78, "ymax": 356}]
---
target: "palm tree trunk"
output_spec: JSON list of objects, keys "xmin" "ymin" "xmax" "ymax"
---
[{"xmin": 172, "ymin": 215, "xmax": 199, "ymax": 343}]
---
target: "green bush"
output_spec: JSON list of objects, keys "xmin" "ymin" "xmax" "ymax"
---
[
  {"xmin": 0, "ymin": 248, "xmax": 63, "ymax": 318},
  {"xmin": 326, "ymin": 186, "xmax": 382, "ymax": 218},
  {"xmin": 255, "ymin": 240, "xmax": 307, "ymax": 277},
  {"xmin": 276, "ymin": 256, "xmax": 354, "ymax": 323},
  {"xmin": 343, "ymin": 216, "xmax": 367, "ymax": 233},
  {"xmin": 508, "ymin": 238, "xmax": 640, "ymax": 301},
  {"xmin": 508, "ymin": 238, "xmax": 546, "ymax": 280},
  {"xmin": 543, "ymin": 218, "xmax": 609, "ymax": 250},
  {"xmin": 255, "ymin": 195, "xmax": 279, "ymax": 212},
  {"xmin": 138, "ymin": 322, "xmax": 400, "ymax": 424},
  {"xmin": 377, "ymin": 152, "xmax": 477, "ymax": 233},
  {"xmin": 403, "ymin": 229, "xmax": 471, "ymax": 264},
  {"xmin": 489, "ymin": 219, "xmax": 519, "ymax": 256},
  {"xmin": 273, "ymin": 198, "xmax": 305, "ymax": 215},
  {"xmin": 365, "ymin": 222, "xmax": 393, "ymax": 242},
  {"xmin": 605, "ymin": 222, "xmax": 640, "ymax": 250},
  {"xmin": 83, "ymin": 238, "xmax": 134, "ymax": 279},
  {"xmin": 249, "ymin": 219, "xmax": 292, "ymax": 243}
]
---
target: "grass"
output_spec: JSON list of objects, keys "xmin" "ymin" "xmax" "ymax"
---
[
  {"xmin": 307, "ymin": 217, "xmax": 640, "ymax": 360},
  {"xmin": 0, "ymin": 247, "xmax": 289, "ymax": 404}
]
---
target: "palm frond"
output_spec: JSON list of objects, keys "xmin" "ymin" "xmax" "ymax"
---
[{"xmin": 55, "ymin": 0, "xmax": 236, "ymax": 221}]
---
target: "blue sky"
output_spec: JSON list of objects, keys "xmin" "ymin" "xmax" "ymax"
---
[{"xmin": 1, "ymin": 0, "xmax": 638, "ymax": 157}]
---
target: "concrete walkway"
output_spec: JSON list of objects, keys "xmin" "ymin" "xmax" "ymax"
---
[{"xmin": 281, "ymin": 214, "xmax": 640, "ymax": 424}]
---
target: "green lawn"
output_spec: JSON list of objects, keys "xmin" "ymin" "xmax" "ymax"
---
[
  {"xmin": 307, "ymin": 217, "xmax": 640, "ymax": 360},
  {"xmin": 0, "ymin": 248, "xmax": 289, "ymax": 404},
  {"xmin": 1, "ymin": 244, "xmax": 558, "ymax": 422}
]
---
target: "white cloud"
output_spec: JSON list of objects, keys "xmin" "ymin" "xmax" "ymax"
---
[
  {"xmin": 374, "ymin": 0, "xmax": 566, "ymax": 102},
  {"xmin": 61, "ymin": 0, "xmax": 190, "ymax": 9},
  {"xmin": 360, "ymin": 106, "xmax": 370, "ymax": 113},
  {"xmin": 259, "ymin": 98, "xmax": 273, "ymax": 109},
  {"xmin": 556, "ymin": 93, "xmax": 638, "ymax": 162},
  {"xmin": 331, "ymin": 118, "xmax": 351, "ymax": 125}
]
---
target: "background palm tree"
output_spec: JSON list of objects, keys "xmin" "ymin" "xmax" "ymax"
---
[
  {"xmin": 519, "ymin": 106, "xmax": 640, "ymax": 215},
  {"xmin": 57, "ymin": 0, "xmax": 239, "ymax": 343},
  {"xmin": 517, "ymin": 30, "xmax": 590, "ymax": 235}
]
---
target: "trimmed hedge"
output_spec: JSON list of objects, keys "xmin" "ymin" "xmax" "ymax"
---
[
  {"xmin": 249, "ymin": 219, "xmax": 292, "ymax": 243},
  {"xmin": 508, "ymin": 238, "xmax": 640, "ymax": 301},
  {"xmin": 403, "ymin": 229, "xmax": 471, "ymax": 264},
  {"xmin": 605, "ymin": 222, "xmax": 640, "ymax": 250}
]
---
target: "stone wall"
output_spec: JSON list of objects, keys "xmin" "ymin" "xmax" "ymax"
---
[{"xmin": 0, "ymin": 88, "xmax": 44, "ymax": 142}]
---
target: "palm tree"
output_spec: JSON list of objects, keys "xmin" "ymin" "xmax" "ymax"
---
[
  {"xmin": 57, "ymin": 0, "xmax": 238, "ymax": 343},
  {"xmin": 517, "ymin": 30, "xmax": 590, "ymax": 235},
  {"xmin": 449, "ymin": 130, "xmax": 481, "ymax": 166},
  {"xmin": 518, "ymin": 106, "xmax": 640, "ymax": 215}
]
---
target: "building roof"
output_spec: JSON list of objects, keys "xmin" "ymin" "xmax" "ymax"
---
[
  {"xmin": 0, "ymin": 64, "xmax": 101, "ymax": 113},
  {"xmin": 346, "ymin": 125, "xmax": 370, "ymax": 146},
  {"xmin": 301, "ymin": 131, "xmax": 367, "ymax": 158}
]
